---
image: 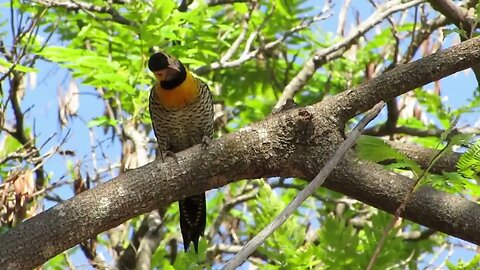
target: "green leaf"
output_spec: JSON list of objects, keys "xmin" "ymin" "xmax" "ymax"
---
[
  {"xmin": 44, "ymin": 253, "xmax": 68, "ymax": 269},
  {"xmin": 425, "ymin": 173, "xmax": 465, "ymax": 193},
  {"xmin": 356, "ymin": 136, "xmax": 421, "ymax": 175},
  {"xmin": 463, "ymin": 178, "xmax": 480, "ymax": 197},
  {"xmin": 157, "ymin": 0, "xmax": 175, "ymax": 20},
  {"xmin": 276, "ymin": 0, "xmax": 293, "ymax": 17},
  {"xmin": 1, "ymin": 135, "xmax": 22, "ymax": 157},
  {"xmin": 0, "ymin": 58, "xmax": 37, "ymax": 73},
  {"xmin": 476, "ymin": 2, "xmax": 480, "ymax": 21},
  {"xmin": 442, "ymin": 28, "xmax": 468, "ymax": 39},
  {"xmin": 457, "ymin": 140, "xmax": 480, "ymax": 181},
  {"xmin": 88, "ymin": 116, "xmax": 118, "ymax": 128}
]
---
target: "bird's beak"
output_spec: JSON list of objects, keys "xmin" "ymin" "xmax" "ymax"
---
[{"xmin": 167, "ymin": 57, "xmax": 181, "ymax": 72}]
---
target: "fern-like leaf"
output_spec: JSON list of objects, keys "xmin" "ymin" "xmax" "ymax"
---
[{"xmin": 457, "ymin": 140, "xmax": 480, "ymax": 181}]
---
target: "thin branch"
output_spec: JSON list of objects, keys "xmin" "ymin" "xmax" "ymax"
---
[
  {"xmin": 118, "ymin": 116, "xmax": 158, "ymax": 268},
  {"xmin": 123, "ymin": 122, "xmax": 150, "ymax": 168},
  {"xmin": 402, "ymin": 228, "xmax": 437, "ymax": 241},
  {"xmin": 336, "ymin": 0, "xmax": 351, "ymax": 36},
  {"xmin": 274, "ymin": 0, "xmax": 426, "ymax": 110},
  {"xmin": 384, "ymin": 100, "xmax": 400, "ymax": 133},
  {"xmin": 208, "ymin": 0, "xmax": 251, "ymax": 6},
  {"xmin": 31, "ymin": 0, "xmax": 134, "ymax": 26},
  {"xmin": 207, "ymin": 188, "xmax": 259, "ymax": 239},
  {"xmin": 207, "ymin": 244, "xmax": 267, "ymax": 261},
  {"xmin": 403, "ymin": 15, "xmax": 449, "ymax": 63},
  {"xmin": 1, "ymin": 7, "xmax": 50, "ymax": 193},
  {"xmin": 133, "ymin": 212, "xmax": 165, "ymax": 270},
  {"xmin": 10, "ymin": 1, "xmax": 16, "ymax": 42},
  {"xmin": 0, "ymin": 8, "xmax": 45, "ymax": 83},
  {"xmin": 194, "ymin": 7, "xmax": 332, "ymax": 75},
  {"xmin": 219, "ymin": 3, "xmax": 256, "ymax": 64},
  {"xmin": 79, "ymin": 238, "xmax": 106, "ymax": 270},
  {"xmin": 0, "ymin": 145, "xmax": 37, "ymax": 166},
  {"xmin": 9, "ymin": 75, "xmax": 29, "ymax": 145},
  {"xmin": 269, "ymin": 181, "xmax": 325, "ymax": 201}
]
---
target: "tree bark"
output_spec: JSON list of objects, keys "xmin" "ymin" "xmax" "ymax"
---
[{"xmin": 1, "ymin": 38, "xmax": 479, "ymax": 270}]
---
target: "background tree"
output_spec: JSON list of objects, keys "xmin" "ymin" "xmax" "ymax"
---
[{"xmin": 1, "ymin": 0, "xmax": 480, "ymax": 269}]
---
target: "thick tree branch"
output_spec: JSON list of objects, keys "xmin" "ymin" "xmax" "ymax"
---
[
  {"xmin": 1, "ymin": 37, "xmax": 480, "ymax": 270},
  {"xmin": 118, "ymin": 124, "xmax": 160, "ymax": 270},
  {"xmin": 429, "ymin": 0, "xmax": 477, "ymax": 34},
  {"xmin": 386, "ymin": 140, "xmax": 461, "ymax": 174},
  {"xmin": 429, "ymin": 0, "xmax": 480, "ymax": 84},
  {"xmin": 364, "ymin": 125, "xmax": 480, "ymax": 138}
]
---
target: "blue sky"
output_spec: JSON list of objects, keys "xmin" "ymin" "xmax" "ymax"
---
[{"xmin": 1, "ymin": 1, "xmax": 479, "ymax": 268}]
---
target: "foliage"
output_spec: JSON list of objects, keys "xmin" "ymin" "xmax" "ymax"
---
[{"xmin": 457, "ymin": 140, "xmax": 480, "ymax": 182}]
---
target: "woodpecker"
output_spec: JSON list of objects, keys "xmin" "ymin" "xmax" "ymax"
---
[{"xmin": 148, "ymin": 51, "xmax": 214, "ymax": 253}]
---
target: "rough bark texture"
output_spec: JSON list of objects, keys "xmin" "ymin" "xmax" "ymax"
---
[{"xmin": 0, "ymin": 38, "xmax": 480, "ymax": 270}]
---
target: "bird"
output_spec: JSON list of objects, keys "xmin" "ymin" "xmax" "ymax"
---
[{"xmin": 148, "ymin": 51, "xmax": 214, "ymax": 253}]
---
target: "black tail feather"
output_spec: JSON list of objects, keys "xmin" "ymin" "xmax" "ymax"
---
[{"xmin": 179, "ymin": 193, "xmax": 206, "ymax": 253}]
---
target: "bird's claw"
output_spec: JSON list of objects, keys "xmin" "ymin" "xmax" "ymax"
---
[
  {"xmin": 201, "ymin": 136, "xmax": 212, "ymax": 150},
  {"xmin": 161, "ymin": 150, "xmax": 178, "ymax": 163}
]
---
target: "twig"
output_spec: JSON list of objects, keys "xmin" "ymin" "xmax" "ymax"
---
[
  {"xmin": 366, "ymin": 116, "xmax": 460, "ymax": 270},
  {"xmin": 1, "ymin": 7, "xmax": 52, "ymax": 191},
  {"xmin": 219, "ymin": 2, "xmax": 256, "ymax": 64},
  {"xmin": 0, "ymin": 8, "xmax": 45, "ymax": 83},
  {"xmin": 31, "ymin": 0, "xmax": 134, "ymax": 26},
  {"xmin": 207, "ymin": 244, "xmax": 267, "ymax": 261},
  {"xmin": 403, "ymin": 15, "xmax": 448, "ymax": 63},
  {"xmin": 207, "ymin": 188, "xmax": 259, "ymax": 239},
  {"xmin": 269, "ymin": 181, "xmax": 325, "ymax": 201},
  {"xmin": 409, "ymin": 5, "xmax": 419, "ymax": 56},
  {"xmin": 336, "ymin": 0, "xmax": 351, "ymax": 36},
  {"xmin": 208, "ymin": 0, "xmax": 251, "ymax": 5},
  {"xmin": 222, "ymin": 101, "xmax": 386, "ymax": 270},
  {"xmin": 402, "ymin": 228, "xmax": 437, "ymax": 241},
  {"xmin": 117, "ymin": 209, "xmax": 166, "ymax": 270}
]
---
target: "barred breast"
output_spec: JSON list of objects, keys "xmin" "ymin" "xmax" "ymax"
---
[{"xmin": 149, "ymin": 78, "xmax": 214, "ymax": 153}]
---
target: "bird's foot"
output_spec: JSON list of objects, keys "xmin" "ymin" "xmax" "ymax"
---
[
  {"xmin": 271, "ymin": 98, "xmax": 298, "ymax": 114},
  {"xmin": 161, "ymin": 150, "xmax": 178, "ymax": 163},
  {"xmin": 201, "ymin": 136, "xmax": 212, "ymax": 150}
]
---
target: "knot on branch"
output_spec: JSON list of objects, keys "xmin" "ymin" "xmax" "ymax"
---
[{"xmin": 295, "ymin": 108, "xmax": 315, "ymax": 146}]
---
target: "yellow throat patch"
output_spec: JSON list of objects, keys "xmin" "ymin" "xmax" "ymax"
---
[{"xmin": 155, "ymin": 71, "xmax": 199, "ymax": 110}]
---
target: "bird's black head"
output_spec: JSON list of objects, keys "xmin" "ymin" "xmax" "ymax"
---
[
  {"xmin": 148, "ymin": 51, "xmax": 186, "ymax": 89},
  {"xmin": 148, "ymin": 52, "xmax": 169, "ymax": 72}
]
